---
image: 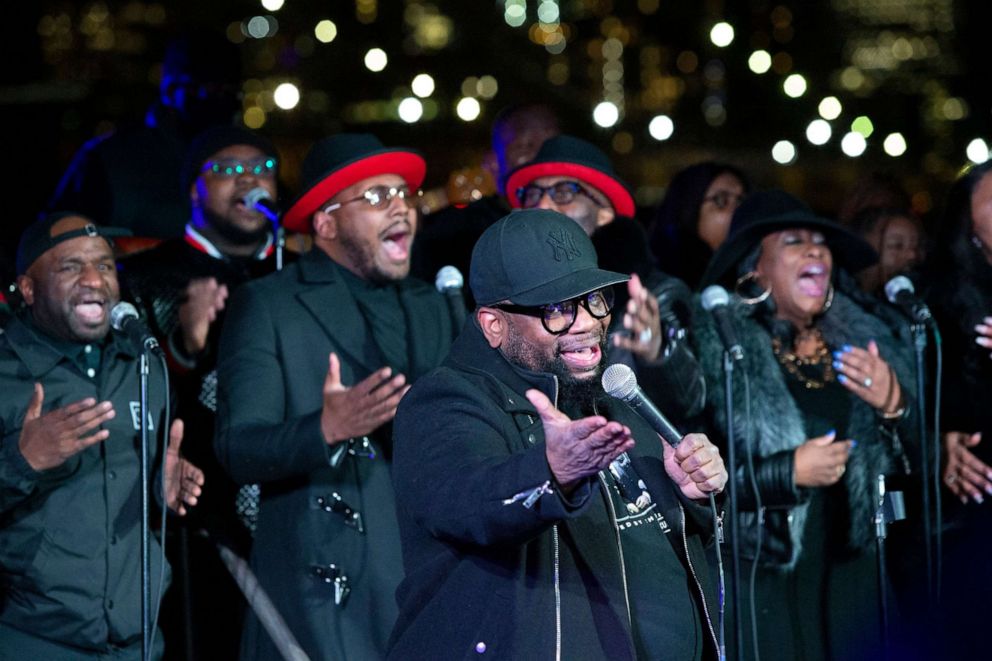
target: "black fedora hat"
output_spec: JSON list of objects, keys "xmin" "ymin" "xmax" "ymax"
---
[
  {"xmin": 282, "ymin": 133, "xmax": 426, "ymax": 233},
  {"xmin": 505, "ymin": 135, "xmax": 636, "ymax": 217},
  {"xmin": 470, "ymin": 208, "xmax": 629, "ymax": 307},
  {"xmin": 700, "ymin": 189, "xmax": 877, "ymax": 287}
]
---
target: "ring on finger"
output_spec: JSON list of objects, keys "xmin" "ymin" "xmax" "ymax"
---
[
  {"xmin": 946, "ymin": 473, "xmax": 958, "ymax": 485},
  {"xmin": 638, "ymin": 328, "xmax": 653, "ymax": 344},
  {"xmin": 863, "ymin": 377, "xmax": 873, "ymax": 388}
]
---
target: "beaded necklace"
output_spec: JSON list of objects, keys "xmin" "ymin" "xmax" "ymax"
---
[{"xmin": 771, "ymin": 327, "xmax": 836, "ymax": 389}]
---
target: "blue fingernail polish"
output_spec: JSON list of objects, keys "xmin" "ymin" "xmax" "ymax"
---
[
  {"xmin": 832, "ymin": 360, "xmax": 843, "ymax": 370},
  {"xmin": 837, "ymin": 374, "xmax": 848, "ymax": 383},
  {"xmin": 842, "ymin": 344, "xmax": 853, "ymax": 352},
  {"xmin": 832, "ymin": 351, "xmax": 842, "ymax": 359},
  {"xmin": 850, "ymin": 440, "xmax": 858, "ymax": 448}
]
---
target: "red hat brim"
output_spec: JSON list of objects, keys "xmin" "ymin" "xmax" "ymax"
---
[
  {"xmin": 282, "ymin": 150, "xmax": 426, "ymax": 233},
  {"xmin": 505, "ymin": 162, "xmax": 636, "ymax": 218}
]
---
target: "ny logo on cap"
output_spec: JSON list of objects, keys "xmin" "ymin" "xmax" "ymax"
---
[{"xmin": 546, "ymin": 228, "xmax": 581, "ymax": 262}]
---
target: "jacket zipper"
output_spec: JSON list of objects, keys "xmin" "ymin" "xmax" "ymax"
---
[
  {"xmin": 550, "ymin": 375, "xmax": 562, "ymax": 661},
  {"xmin": 599, "ymin": 472, "xmax": 633, "ymax": 627},
  {"xmin": 552, "ymin": 524, "xmax": 562, "ymax": 661},
  {"xmin": 680, "ymin": 504, "xmax": 719, "ymax": 650}
]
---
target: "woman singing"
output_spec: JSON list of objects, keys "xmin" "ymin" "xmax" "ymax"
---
[{"xmin": 693, "ymin": 190, "xmax": 918, "ymax": 661}]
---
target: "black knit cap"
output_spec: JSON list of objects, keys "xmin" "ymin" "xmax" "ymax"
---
[
  {"xmin": 470, "ymin": 208, "xmax": 629, "ymax": 307},
  {"xmin": 180, "ymin": 125, "xmax": 278, "ymax": 191},
  {"xmin": 17, "ymin": 211, "xmax": 131, "ymax": 275},
  {"xmin": 700, "ymin": 189, "xmax": 877, "ymax": 287}
]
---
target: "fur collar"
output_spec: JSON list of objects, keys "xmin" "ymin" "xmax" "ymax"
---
[{"xmin": 693, "ymin": 289, "xmax": 916, "ymax": 565}]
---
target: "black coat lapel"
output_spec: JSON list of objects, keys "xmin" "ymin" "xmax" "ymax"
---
[{"xmin": 295, "ymin": 250, "xmax": 383, "ymax": 375}]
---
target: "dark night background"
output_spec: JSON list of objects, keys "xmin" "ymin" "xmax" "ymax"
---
[{"xmin": 4, "ymin": 0, "xmax": 992, "ymax": 263}]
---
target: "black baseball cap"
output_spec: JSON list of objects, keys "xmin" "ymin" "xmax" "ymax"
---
[
  {"xmin": 470, "ymin": 208, "xmax": 629, "ymax": 307},
  {"xmin": 17, "ymin": 212, "xmax": 131, "ymax": 275}
]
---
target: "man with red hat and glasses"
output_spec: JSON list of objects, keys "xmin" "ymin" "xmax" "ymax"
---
[
  {"xmin": 0, "ymin": 213, "xmax": 203, "ymax": 659},
  {"xmin": 214, "ymin": 134, "xmax": 452, "ymax": 660}
]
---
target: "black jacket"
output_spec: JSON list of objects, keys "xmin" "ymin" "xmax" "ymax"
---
[
  {"xmin": 0, "ymin": 315, "xmax": 170, "ymax": 652},
  {"xmin": 388, "ymin": 320, "xmax": 718, "ymax": 660},
  {"xmin": 214, "ymin": 248, "xmax": 452, "ymax": 661}
]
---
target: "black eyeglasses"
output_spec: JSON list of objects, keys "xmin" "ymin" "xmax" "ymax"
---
[
  {"xmin": 702, "ymin": 191, "xmax": 745, "ymax": 211},
  {"xmin": 517, "ymin": 181, "xmax": 605, "ymax": 209},
  {"xmin": 323, "ymin": 185, "xmax": 416, "ymax": 213},
  {"xmin": 494, "ymin": 287, "xmax": 615, "ymax": 335}
]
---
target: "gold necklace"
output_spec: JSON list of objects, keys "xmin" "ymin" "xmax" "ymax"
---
[{"xmin": 771, "ymin": 328, "xmax": 835, "ymax": 389}]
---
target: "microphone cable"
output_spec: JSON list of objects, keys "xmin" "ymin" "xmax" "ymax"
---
[
  {"xmin": 148, "ymin": 352, "xmax": 172, "ymax": 660},
  {"xmin": 741, "ymin": 370, "xmax": 763, "ymax": 661},
  {"xmin": 932, "ymin": 324, "xmax": 943, "ymax": 602}
]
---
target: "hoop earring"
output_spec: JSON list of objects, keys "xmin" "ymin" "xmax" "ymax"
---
[
  {"xmin": 972, "ymin": 234, "xmax": 984, "ymax": 250},
  {"xmin": 734, "ymin": 271, "xmax": 772, "ymax": 305},
  {"xmin": 821, "ymin": 284, "xmax": 834, "ymax": 313}
]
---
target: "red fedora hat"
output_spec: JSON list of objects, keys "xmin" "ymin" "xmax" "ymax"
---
[{"xmin": 283, "ymin": 133, "xmax": 426, "ymax": 232}]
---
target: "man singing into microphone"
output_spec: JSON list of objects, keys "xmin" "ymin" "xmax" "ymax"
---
[
  {"xmin": 116, "ymin": 124, "xmax": 281, "ymax": 657},
  {"xmin": 0, "ymin": 212, "xmax": 203, "ymax": 658},
  {"xmin": 389, "ymin": 209, "xmax": 727, "ymax": 660},
  {"xmin": 215, "ymin": 133, "xmax": 452, "ymax": 660}
]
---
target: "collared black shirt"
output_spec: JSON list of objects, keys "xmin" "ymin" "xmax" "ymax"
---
[{"xmin": 0, "ymin": 313, "xmax": 170, "ymax": 652}]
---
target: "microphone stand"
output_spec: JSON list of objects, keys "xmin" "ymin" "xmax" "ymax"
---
[
  {"xmin": 874, "ymin": 473, "xmax": 907, "ymax": 661},
  {"xmin": 911, "ymin": 321, "xmax": 933, "ymax": 603},
  {"xmin": 722, "ymin": 351, "xmax": 743, "ymax": 660},
  {"xmin": 139, "ymin": 351, "xmax": 152, "ymax": 661}
]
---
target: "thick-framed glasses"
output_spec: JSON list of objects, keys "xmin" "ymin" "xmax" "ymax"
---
[
  {"xmin": 517, "ymin": 181, "xmax": 605, "ymax": 209},
  {"xmin": 702, "ymin": 191, "xmax": 745, "ymax": 211},
  {"xmin": 323, "ymin": 185, "xmax": 416, "ymax": 213},
  {"xmin": 202, "ymin": 157, "xmax": 277, "ymax": 178},
  {"xmin": 494, "ymin": 287, "xmax": 615, "ymax": 335}
]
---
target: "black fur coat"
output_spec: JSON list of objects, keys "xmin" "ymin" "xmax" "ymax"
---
[{"xmin": 693, "ymin": 290, "xmax": 918, "ymax": 567}]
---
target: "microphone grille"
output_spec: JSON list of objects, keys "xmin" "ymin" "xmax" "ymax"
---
[
  {"xmin": 243, "ymin": 187, "xmax": 272, "ymax": 207},
  {"xmin": 700, "ymin": 284, "xmax": 730, "ymax": 311},
  {"xmin": 601, "ymin": 363, "xmax": 638, "ymax": 402},
  {"xmin": 435, "ymin": 265, "xmax": 464, "ymax": 293},
  {"xmin": 884, "ymin": 275, "xmax": 914, "ymax": 304},
  {"xmin": 110, "ymin": 301, "xmax": 139, "ymax": 331}
]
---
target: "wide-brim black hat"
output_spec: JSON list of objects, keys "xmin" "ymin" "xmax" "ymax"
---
[
  {"xmin": 283, "ymin": 133, "xmax": 426, "ymax": 233},
  {"xmin": 471, "ymin": 208, "xmax": 629, "ymax": 307},
  {"xmin": 699, "ymin": 189, "xmax": 878, "ymax": 287},
  {"xmin": 505, "ymin": 135, "xmax": 636, "ymax": 218}
]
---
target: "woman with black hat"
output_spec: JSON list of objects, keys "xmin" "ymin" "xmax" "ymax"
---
[{"xmin": 693, "ymin": 190, "xmax": 918, "ymax": 660}]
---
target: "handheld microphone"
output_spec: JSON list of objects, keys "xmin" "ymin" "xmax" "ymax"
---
[
  {"xmin": 602, "ymin": 363, "xmax": 682, "ymax": 448},
  {"xmin": 701, "ymin": 285, "xmax": 744, "ymax": 362},
  {"xmin": 110, "ymin": 302, "xmax": 161, "ymax": 354},
  {"xmin": 435, "ymin": 265, "xmax": 467, "ymax": 331},
  {"xmin": 243, "ymin": 187, "xmax": 279, "ymax": 223},
  {"xmin": 884, "ymin": 275, "xmax": 933, "ymax": 324}
]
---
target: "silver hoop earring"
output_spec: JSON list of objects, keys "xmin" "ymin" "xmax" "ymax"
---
[{"xmin": 734, "ymin": 271, "xmax": 772, "ymax": 305}]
